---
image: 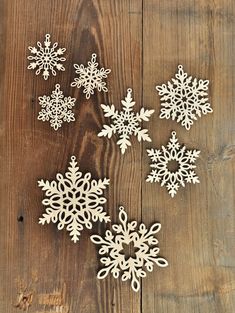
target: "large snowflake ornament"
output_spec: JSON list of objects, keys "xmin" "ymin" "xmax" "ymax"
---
[
  {"xmin": 98, "ymin": 88, "xmax": 154, "ymax": 154},
  {"xmin": 146, "ymin": 131, "xmax": 200, "ymax": 197},
  {"xmin": 38, "ymin": 156, "xmax": 110, "ymax": 243},
  {"xmin": 27, "ymin": 34, "xmax": 66, "ymax": 80},
  {"xmin": 71, "ymin": 53, "xmax": 111, "ymax": 99},
  {"xmin": 91, "ymin": 206, "xmax": 168, "ymax": 292},
  {"xmin": 37, "ymin": 84, "xmax": 76, "ymax": 131},
  {"xmin": 156, "ymin": 65, "xmax": 213, "ymax": 130}
]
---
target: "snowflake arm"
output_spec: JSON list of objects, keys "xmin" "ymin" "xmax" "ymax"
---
[
  {"xmin": 98, "ymin": 88, "xmax": 154, "ymax": 154},
  {"xmin": 156, "ymin": 65, "xmax": 212, "ymax": 130},
  {"xmin": 146, "ymin": 131, "xmax": 200, "ymax": 197},
  {"xmin": 91, "ymin": 206, "xmax": 168, "ymax": 292},
  {"xmin": 71, "ymin": 53, "xmax": 111, "ymax": 99},
  {"xmin": 27, "ymin": 34, "xmax": 66, "ymax": 80},
  {"xmin": 117, "ymin": 134, "xmax": 132, "ymax": 154},
  {"xmin": 38, "ymin": 156, "xmax": 110, "ymax": 243}
]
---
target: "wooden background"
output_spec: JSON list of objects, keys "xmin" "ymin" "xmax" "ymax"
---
[{"xmin": 0, "ymin": 0, "xmax": 235, "ymax": 312}]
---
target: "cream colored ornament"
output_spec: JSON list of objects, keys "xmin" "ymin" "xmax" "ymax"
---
[
  {"xmin": 38, "ymin": 84, "xmax": 76, "ymax": 131},
  {"xmin": 91, "ymin": 206, "xmax": 168, "ymax": 292},
  {"xmin": 156, "ymin": 65, "xmax": 213, "ymax": 130},
  {"xmin": 71, "ymin": 53, "xmax": 111, "ymax": 99},
  {"xmin": 146, "ymin": 131, "xmax": 200, "ymax": 197},
  {"xmin": 38, "ymin": 156, "xmax": 110, "ymax": 243},
  {"xmin": 98, "ymin": 88, "xmax": 154, "ymax": 154},
  {"xmin": 27, "ymin": 34, "xmax": 66, "ymax": 80}
]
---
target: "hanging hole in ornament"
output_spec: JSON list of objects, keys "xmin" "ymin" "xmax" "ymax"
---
[
  {"xmin": 171, "ymin": 131, "xmax": 176, "ymax": 136},
  {"xmin": 178, "ymin": 65, "xmax": 183, "ymax": 70},
  {"xmin": 127, "ymin": 88, "xmax": 132, "ymax": 93},
  {"xmin": 92, "ymin": 53, "xmax": 97, "ymax": 58},
  {"xmin": 17, "ymin": 215, "xmax": 24, "ymax": 222},
  {"xmin": 167, "ymin": 160, "xmax": 179, "ymax": 172}
]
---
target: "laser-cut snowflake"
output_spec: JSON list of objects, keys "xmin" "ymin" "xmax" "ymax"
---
[
  {"xmin": 71, "ymin": 53, "xmax": 111, "ymax": 99},
  {"xmin": 37, "ymin": 84, "xmax": 76, "ymax": 131},
  {"xmin": 156, "ymin": 65, "xmax": 213, "ymax": 130},
  {"xmin": 27, "ymin": 34, "xmax": 66, "ymax": 80},
  {"xmin": 91, "ymin": 206, "xmax": 168, "ymax": 292},
  {"xmin": 38, "ymin": 156, "xmax": 110, "ymax": 243},
  {"xmin": 98, "ymin": 88, "xmax": 154, "ymax": 154},
  {"xmin": 146, "ymin": 131, "xmax": 200, "ymax": 197}
]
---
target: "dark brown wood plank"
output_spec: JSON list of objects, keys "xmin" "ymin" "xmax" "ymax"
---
[
  {"xmin": 142, "ymin": 0, "xmax": 235, "ymax": 312},
  {"xmin": 0, "ymin": 0, "xmax": 142, "ymax": 312}
]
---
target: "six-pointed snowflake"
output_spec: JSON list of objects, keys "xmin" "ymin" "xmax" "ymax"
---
[
  {"xmin": 91, "ymin": 206, "xmax": 168, "ymax": 292},
  {"xmin": 27, "ymin": 34, "xmax": 66, "ymax": 80},
  {"xmin": 38, "ymin": 156, "xmax": 110, "ymax": 243},
  {"xmin": 71, "ymin": 53, "xmax": 111, "ymax": 99},
  {"xmin": 98, "ymin": 88, "xmax": 154, "ymax": 154},
  {"xmin": 156, "ymin": 65, "xmax": 213, "ymax": 130},
  {"xmin": 146, "ymin": 131, "xmax": 200, "ymax": 197},
  {"xmin": 37, "ymin": 84, "xmax": 76, "ymax": 131}
]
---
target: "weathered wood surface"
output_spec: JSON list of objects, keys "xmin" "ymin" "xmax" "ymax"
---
[{"xmin": 0, "ymin": 0, "xmax": 234, "ymax": 312}]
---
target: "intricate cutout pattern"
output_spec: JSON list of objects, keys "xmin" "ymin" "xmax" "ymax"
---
[
  {"xmin": 37, "ymin": 84, "xmax": 76, "ymax": 131},
  {"xmin": 27, "ymin": 34, "xmax": 66, "ymax": 80},
  {"xmin": 98, "ymin": 88, "xmax": 154, "ymax": 154},
  {"xmin": 156, "ymin": 65, "xmax": 212, "ymax": 130},
  {"xmin": 38, "ymin": 156, "xmax": 110, "ymax": 243},
  {"xmin": 91, "ymin": 206, "xmax": 168, "ymax": 292},
  {"xmin": 71, "ymin": 53, "xmax": 111, "ymax": 99},
  {"xmin": 146, "ymin": 131, "xmax": 200, "ymax": 197}
]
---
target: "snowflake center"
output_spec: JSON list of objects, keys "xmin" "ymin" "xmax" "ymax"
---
[
  {"xmin": 116, "ymin": 112, "xmax": 138, "ymax": 135},
  {"xmin": 120, "ymin": 240, "xmax": 138, "ymax": 260},
  {"xmin": 166, "ymin": 159, "xmax": 179, "ymax": 172},
  {"xmin": 63, "ymin": 190, "xmax": 86, "ymax": 214}
]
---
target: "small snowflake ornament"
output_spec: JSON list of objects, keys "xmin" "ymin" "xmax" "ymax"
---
[
  {"xmin": 71, "ymin": 53, "xmax": 111, "ymax": 99},
  {"xmin": 38, "ymin": 156, "xmax": 110, "ymax": 243},
  {"xmin": 156, "ymin": 65, "xmax": 213, "ymax": 130},
  {"xmin": 146, "ymin": 131, "xmax": 200, "ymax": 197},
  {"xmin": 27, "ymin": 34, "xmax": 66, "ymax": 80},
  {"xmin": 91, "ymin": 206, "xmax": 168, "ymax": 292},
  {"xmin": 37, "ymin": 84, "xmax": 76, "ymax": 131},
  {"xmin": 98, "ymin": 88, "xmax": 154, "ymax": 154}
]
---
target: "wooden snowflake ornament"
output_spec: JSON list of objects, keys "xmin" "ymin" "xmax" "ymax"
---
[
  {"xmin": 91, "ymin": 206, "xmax": 168, "ymax": 292},
  {"xmin": 38, "ymin": 84, "xmax": 76, "ymax": 130},
  {"xmin": 146, "ymin": 131, "xmax": 200, "ymax": 197},
  {"xmin": 71, "ymin": 53, "xmax": 111, "ymax": 99},
  {"xmin": 156, "ymin": 65, "xmax": 213, "ymax": 130},
  {"xmin": 38, "ymin": 156, "xmax": 110, "ymax": 243},
  {"xmin": 27, "ymin": 34, "xmax": 66, "ymax": 80},
  {"xmin": 98, "ymin": 88, "xmax": 154, "ymax": 154}
]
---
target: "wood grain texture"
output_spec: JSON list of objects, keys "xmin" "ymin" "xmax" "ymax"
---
[
  {"xmin": 0, "ymin": 0, "xmax": 234, "ymax": 312},
  {"xmin": 142, "ymin": 1, "xmax": 235, "ymax": 313}
]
